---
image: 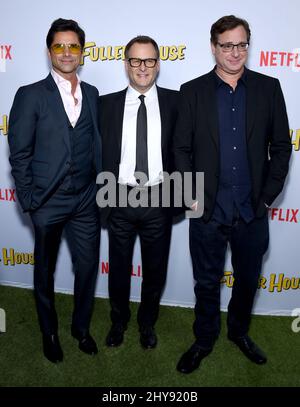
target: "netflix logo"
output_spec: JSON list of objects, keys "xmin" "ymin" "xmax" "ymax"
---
[
  {"xmin": 101, "ymin": 261, "xmax": 142, "ymax": 277},
  {"xmin": 259, "ymin": 49, "xmax": 300, "ymax": 72},
  {"xmin": 269, "ymin": 207, "xmax": 299, "ymax": 223},
  {"xmin": 0, "ymin": 44, "xmax": 12, "ymax": 72},
  {"xmin": 0, "ymin": 188, "xmax": 16, "ymax": 202}
]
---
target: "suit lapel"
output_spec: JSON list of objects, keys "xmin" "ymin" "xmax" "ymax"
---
[
  {"xmin": 203, "ymin": 72, "xmax": 219, "ymax": 149},
  {"xmin": 157, "ymin": 86, "xmax": 168, "ymax": 154},
  {"xmin": 246, "ymin": 69, "xmax": 257, "ymax": 141},
  {"xmin": 116, "ymin": 89, "xmax": 127, "ymax": 155},
  {"xmin": 81, "ymin": 82, "xmax": 99, "ymax": 138},
  {"xmin": 81, "ymin": 82, "xmax": 103, "ymax": 173},
  {"xmin": 44, "ymin": 73, "xmax": 71, "ymax": 154}
]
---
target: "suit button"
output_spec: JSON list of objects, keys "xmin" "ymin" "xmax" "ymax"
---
[{"xmin": 66, "ymin": 161, "xmax": 71, "ymax": 166}]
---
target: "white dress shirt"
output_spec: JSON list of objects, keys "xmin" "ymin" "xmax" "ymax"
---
[
  {"xmin": 51, "ymin": 69, "xmax": 82, "ymax": 127},
  {"xmin": 118, "ymin": 84, "xmax": 163, "ymax": 187}
]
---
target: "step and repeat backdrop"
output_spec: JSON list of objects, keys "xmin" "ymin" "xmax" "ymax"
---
[{"xmin": 0, "ymin": 0, "xmax": 299, "ymax": 315}]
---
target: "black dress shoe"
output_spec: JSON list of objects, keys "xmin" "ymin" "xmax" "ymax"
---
[
  {"xmin": 106, "ymin": 323, "xmax": 126, "ymax": 347},
  {"xmin": 176, "ymin": 344, "xmax": 212, "ymax": 374},
  {"xmin": 78, "ymin": 334, "xmax": 98, "ymax": 355},
  {"xmin": 228, "ymin": 334, "xmax": 267, "ymax": 364},
  {"xmin": 71, "ymin": 329, "xmax": 98, "ymax": 355},
  {"xmin": 42, "ymin": 334, "xmax": 63, "ymax": 364},
  {"xmin": 140, "ymin": 327, "xmax": 157, "ymax": 349}
]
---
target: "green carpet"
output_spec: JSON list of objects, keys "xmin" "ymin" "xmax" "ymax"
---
[{"xmin": 0, "ymin": 285, "xmax": 299, "ymax": 387}]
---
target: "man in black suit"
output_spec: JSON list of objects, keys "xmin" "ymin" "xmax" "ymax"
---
[
  {"xmin": 174, "ymin": 15, "xmax": 291, "ymax": 374},
  {"xmin": 99, "ymin": 36, "xmax": 178, "ymax": 349},
  {"xmin": 8, "ymin": 19, "xmax": 101, "ymax": 363}
]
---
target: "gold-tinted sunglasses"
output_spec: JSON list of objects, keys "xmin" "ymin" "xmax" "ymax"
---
[{"xmin": 51, "ymin": 43, "xmax": 82, "ymax": 55}]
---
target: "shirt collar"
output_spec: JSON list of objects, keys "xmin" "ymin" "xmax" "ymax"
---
[
  {"xmin": 127, "ymin": 83, "xmax": 157, "ymax": 101},
  {"xmin": 51, "ymin": 68, "xmax": 81, "ymax": 88},
  {"xmin": 213, "ymin": 65, "xmax": 248, "ymax": 88}
]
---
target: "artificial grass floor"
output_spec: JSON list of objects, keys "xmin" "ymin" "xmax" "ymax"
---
[{"xmin": 0, "ymin": 285, "xmax": 299, "ymax": 387}]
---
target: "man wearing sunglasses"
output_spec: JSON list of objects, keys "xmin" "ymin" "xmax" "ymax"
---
[
  {"xmin": 8, "ymin": 19, "xmax": 101, "ymax": 363},
  {"xmin": 174, "ymin": 15, "xmax": 291, "ymax": 373},
  {"xmin": 99, "ymin": 36, "xmax": 178, "ymax": 349}
]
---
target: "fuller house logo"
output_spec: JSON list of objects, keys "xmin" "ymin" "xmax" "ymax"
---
[
  {"xmin": 0, "ymin": 115, "xmax": 8, "ymax": 136},
  {"xmin": 80, "ymin": 43, "xmax": 186, "ymax": 65},
  {"xmin": 0, "ymin": 248, "xmax": 34, "ymax": 266},
  {"xmin": 0, "ymin": 44, "xmax": 12, "ymax": 72},
  {"xmin": 290, "ymin": 129, "xmax": 300, "ymax": 151},
  {"xmin": 221, "ymin": 271, "xmax": 300, "ymax": 292}
]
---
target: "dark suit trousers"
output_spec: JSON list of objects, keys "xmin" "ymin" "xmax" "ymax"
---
[
  {"xmin": 189, "ymin": 214, "xmax": 269, "ymax": 349},
  {"xmin": 108, "ymin": 205, "xmax": 172, "ymax": 328},
  {"xmin": 30, "ymin": 182, "xmax": 100, "ymax": 337}
]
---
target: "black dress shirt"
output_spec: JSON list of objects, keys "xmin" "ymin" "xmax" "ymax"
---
[{"xmin": 212, "ymin": 69, "xmax": 254, "ymax": 225}]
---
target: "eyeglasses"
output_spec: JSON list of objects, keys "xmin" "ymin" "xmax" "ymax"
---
[
  {"xmin": 128, "ymin": 58, "xmax": 158, "ymax": 68},
  {"xmin": 51, "ymin": 43, "xmax": 82, "ymax": 55},
  {"xmin": 217, "ymin": 42, "xmax": 249, "ymax": 53}
]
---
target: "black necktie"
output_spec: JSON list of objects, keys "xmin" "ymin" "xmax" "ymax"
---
[{"xmin": 135, "ymin": 94, "xmax": 148, "ymax": 182}]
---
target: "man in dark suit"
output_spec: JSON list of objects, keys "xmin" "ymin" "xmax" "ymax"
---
[
  {"xmin": 174, "ymin": 15, "xmax": 291, "ymax": 374},
  {"xmin": 8, "ymin": 19, "xmax": 101, "ymax": 363},
  {"xmin": 99, "ymin": 36, "xmax": 178, "ymax": 349}
]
